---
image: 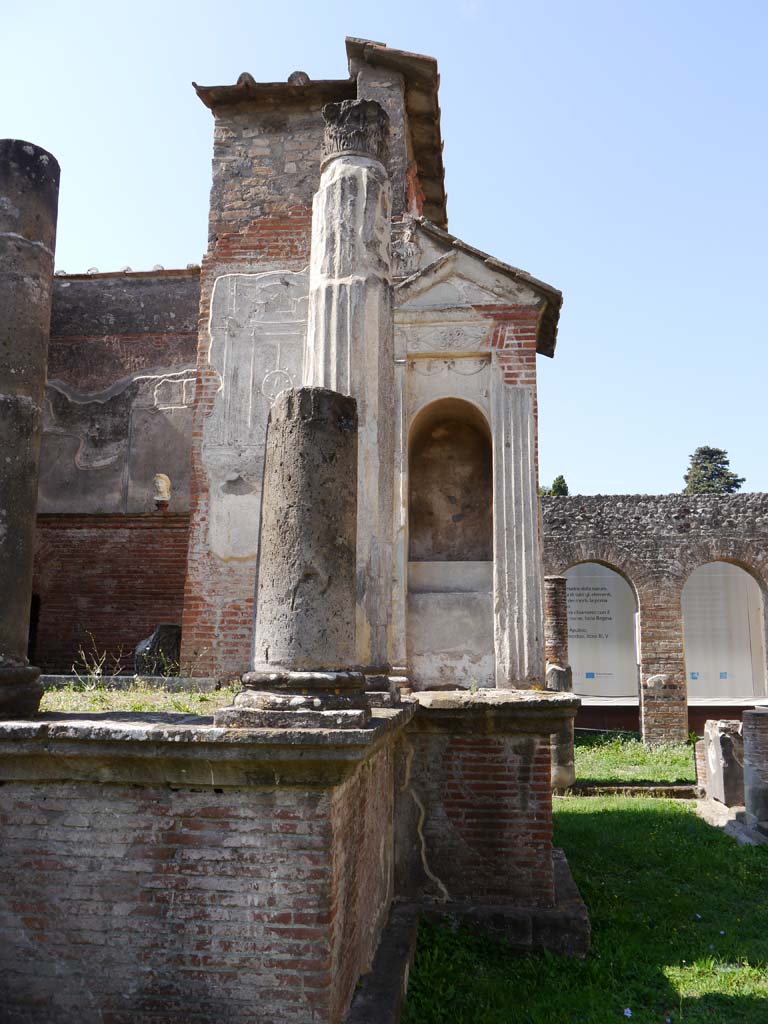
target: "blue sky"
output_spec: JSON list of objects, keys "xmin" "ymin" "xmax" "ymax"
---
[{"xmin": 5, "ymin": 0, "xmax": 766, "ymax": 494}]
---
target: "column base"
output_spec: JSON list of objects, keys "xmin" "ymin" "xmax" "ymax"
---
[
  {"xmin": 0, "ymin": 663, "xmax": 43, "ymax": 718},
  {"xmin": 215, "ymin": 669, "xmax": 371, "ymax": 728}
]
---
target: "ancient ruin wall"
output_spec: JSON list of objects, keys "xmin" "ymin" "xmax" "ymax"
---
[
  {"xmin": 0, "ymin": 742, "xmax": 396, "ymax": 1024},
  {"xmin": 32, "ymin": 515, "xmax": 189, "ymax": 674},
  {"xmin": 542, "ymin": 493, "xmax": 768, "ymax": 581},
  {"xmin": 30, "ymin": 271, "xmax": 198, "ymax": 672},
  {"xmin": 180, "ymin": 99, "xmax": 326, "ymax": 678},
  {"xmin": 542, "ymin": 493, "xmax": 768, "ymax": 741},
  {"xmin": 42, "ymin": 271, "xmax": 199, "ymax": 516}
]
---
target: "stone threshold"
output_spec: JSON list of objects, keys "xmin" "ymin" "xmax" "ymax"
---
[{"xmin": 345, "ymin": 850, "xmax": 590, "ymax": 1024}]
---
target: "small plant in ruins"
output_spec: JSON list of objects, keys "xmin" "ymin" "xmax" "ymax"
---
[
  {"xmin": 71, "ymin": 633, "xmax": 126, "ymax": 688},
  {"xmin": 152, "ymin": 647, "xmax": 181, "ymax": 678}
]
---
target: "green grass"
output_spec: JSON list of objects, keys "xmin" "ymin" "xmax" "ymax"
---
[
  {"xmin": 402, "ymin": 797, "xmax": 768, "ymax": 1023},
  {"xmin": 575, "ymin": 732, "xmax": 696, "ymax": 785},
  {"xmin": 40, "ymin": 680, "xmax": 239, "ymax": 715}
]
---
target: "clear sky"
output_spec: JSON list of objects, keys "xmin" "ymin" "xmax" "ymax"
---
[{"xmin": 5, "ymin": 0, "xmax": 766, "ymax": 495}]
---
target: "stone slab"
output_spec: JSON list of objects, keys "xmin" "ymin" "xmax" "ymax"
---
[
  {"xmin": 0, "ymin": 706, "xmax": 414, "ymax": 787},
  {"xmin": 412, "ymin": 689, "xmax": 580, "ymax": 734}
]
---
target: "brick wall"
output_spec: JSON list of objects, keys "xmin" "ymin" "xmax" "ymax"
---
[
  {"xmin": 542, "ymin": 493, "xmax": 768, "ymax": 742},
  {"xmin": 743, "ymin": 709, "xmax": 768, "ymax": 830},
  {"xmin": 0, "ymin": 743, "xmax": 395, "ymax": 1024},
  {"xmin": 397, "ymin": 719, "xmax": 555, "ymax": 907},
  {"xmin": 32, "ymin": 515, "xmax": 190, "ymax": 674}
]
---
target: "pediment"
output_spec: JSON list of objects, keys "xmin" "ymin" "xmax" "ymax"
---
[{"xmin": 395, "ymin": 249, "xmax": 542, "ymax": 314}]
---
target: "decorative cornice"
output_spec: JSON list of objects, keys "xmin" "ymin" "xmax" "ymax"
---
[{"xmin": 321, "ymin": 99, "xmax": 389, "ymax": 167}]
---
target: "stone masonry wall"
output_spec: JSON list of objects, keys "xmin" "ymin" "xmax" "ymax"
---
[
  {"xmin": 181, "ymin": 99, "xmax": 330, "ymax": 678},
  {"xmin": 0, "ymin": 743, "xmax": 394, "ymax": 1024},
  {"xmin": 42, "ymin": 271, "xmax": 199, "ymax": 516},
  {"xmin": 542, "ymin": 494, "xmax": 768, "ymax": 741},
  {"xmin": 31, "ymin": 515, "xmax": 190, "ymax": 674}
]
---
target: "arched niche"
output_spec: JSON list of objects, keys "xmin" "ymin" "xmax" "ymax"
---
[
  {"xmin": 408, "ymin": 398, "xmax": 492, "ymax": 562},
  {"xmin": 405, "ymin": 397, "xmax": 494, "ymax": 688},
  {"xmin": 682, "ymin": 561, "xmax": 767, "ymax": 699},
  {"xmin": 564, "ymin": 562, "xmax": 639, "ymax": 697}
]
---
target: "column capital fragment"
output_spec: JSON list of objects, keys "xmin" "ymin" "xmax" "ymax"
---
[{"xmin": 321, "ymin": 98, "xmax": 389, "ymax": 167}]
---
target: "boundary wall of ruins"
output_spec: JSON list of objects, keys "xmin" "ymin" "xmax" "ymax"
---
[{"xmin": 542, "ymin": 493, "xmax": 768, "ymax": 743}]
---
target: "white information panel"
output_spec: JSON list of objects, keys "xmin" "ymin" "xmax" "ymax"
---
[
  {"xmin": 682, "ymin": 562, "xmax": 766, "ymax": 699},
  {"xmin": 565, "ymin": 563, "xmax": 639, "ymax": 697}
]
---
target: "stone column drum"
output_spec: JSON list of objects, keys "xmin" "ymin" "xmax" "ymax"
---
[
  {"xmin": 303, "ymin": 98, "xmax": 394, "ymax": 675},
  {"xmin": 215, "ymin": 387, "xmax": 370, "ymax": 729},
  {"xmin": 0, "ymin": 140, "xmax": 59, "ymax": 716},
  {"xmin": 544, "ymin": 576, "xmax": 575, "ymax": 788}
]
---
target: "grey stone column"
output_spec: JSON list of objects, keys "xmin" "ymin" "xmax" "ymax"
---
[
  {"xmin": 0, "ymin": 140, "xmax": 59, "ymax": 717},
  {"xmin": 303, "ymin": 99, "xmax": 395, "ymax": 675},
  {"xmin": 215, "ymin": 387, "xmax": 370, "ymax": 729}
]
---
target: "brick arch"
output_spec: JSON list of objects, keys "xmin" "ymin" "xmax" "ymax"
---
[
  {"xmin": 560, "ymin": 556, "xmax": 640, "ymax": 610},
  {"xmin": 680, "ymin": 546, "xmax": 768, "ymax": 595}
]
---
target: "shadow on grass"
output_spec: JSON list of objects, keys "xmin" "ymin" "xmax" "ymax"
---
[{"xmin": 402, "ymin": 797, "xmax": 768, "ymax": 1024}]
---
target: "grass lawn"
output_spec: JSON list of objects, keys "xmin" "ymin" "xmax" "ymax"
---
[
  {"xmin": 575, "ymin": 732, "xmax": 696, "ymax": 785},
  {"xmin": 402, "ymin": 796, "xmax": 768, "ymax": 1024},
  {"xmin": 40, "ymin": 680, "xmax": 239, "ymax": 716}
]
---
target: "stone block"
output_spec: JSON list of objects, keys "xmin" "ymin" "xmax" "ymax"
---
[{"xmin": 704, "ymin": 719, "xmax": 744, "ymax": 807}]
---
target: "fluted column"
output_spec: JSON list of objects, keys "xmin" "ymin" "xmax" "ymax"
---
[
  {"xmin": 303, "ymin": 99, "xmax": 394, "ymax": 673},
  {"xmin": 490, "ymin": 366, "xmax": 545, "ymax": 688},
  {"xmin": 0, "ymin": 141, "xmax": 59, "ymax": 716}
]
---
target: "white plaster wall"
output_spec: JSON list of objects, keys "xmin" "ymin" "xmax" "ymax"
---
[{"xmin": 203, "ymin": 270, "xmax": 308, "ymax": 561}]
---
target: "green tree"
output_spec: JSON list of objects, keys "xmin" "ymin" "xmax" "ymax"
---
[
  {"xmin": 539, "ymin": 475, "xmax": 569, "ymax": 496},
  {"xmin": 683, "ymin": 446, "xmax": 745, "ymax": 494},
  {"xmin": 550, "ymin": 474, "xmax": 569, "ymax": 496}
]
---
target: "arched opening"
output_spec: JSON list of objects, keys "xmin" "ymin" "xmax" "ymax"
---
[
  {"xmin": 406, "ymin": 398, "xmax": 494, "ymax": 688},
  {"xmin": 682, "ymin": 561, "xmax": 767, "ymax": 699},
  {"xmin": 564, "ymin": 562, "xmax": 639, "ymax": 697},
  {"xmin": 408, "ymin": 398, "xmax": 492, "ymax": 561}
]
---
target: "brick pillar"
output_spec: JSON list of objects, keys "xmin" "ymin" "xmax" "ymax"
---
[
  {"xmin": 544, "ymin": 576, "xmax": 574, "ymax": 788},
  {"xmin": 637, "ymin": 582, "xmax": 688, "ymax": 744},
  {"xmin": 544, "ymin": 575, "xmax": 572, "ymax": 692},
  {"xmin": 743, "ymin": 708, "xmax": 768, "ymax": 834},
  {"xmin": 0, "ymin": 140, "xmax": 59, "ymax": 716}
]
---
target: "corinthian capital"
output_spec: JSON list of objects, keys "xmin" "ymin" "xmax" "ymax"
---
[{"xmin": 321, "ymin": 99, "xmax": 389, "ymax": 167}]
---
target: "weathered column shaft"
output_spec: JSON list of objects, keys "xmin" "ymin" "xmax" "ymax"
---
[
  {"xmin": 252, "ymin": 387, "xmax": 358, "ymax": 672},
  {"xmin": 215, "ymin": 386, "xmax": 368, "ymax": 730},
  {"xmin": 303, "ymin": 99, "xmax": 394, "ymax": 672},
  {"xmin": 0, "ymin": 140, "xmax": 59, "ymax": 715}
]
